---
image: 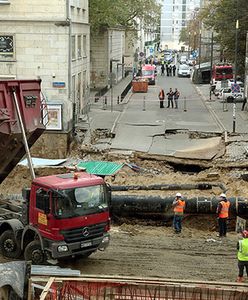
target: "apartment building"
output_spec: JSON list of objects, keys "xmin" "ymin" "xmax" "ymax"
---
[
  {"xmin": 0, "ymin": 0, "xmax": 90, "ymax": 157},
  {"xmin": 160, "ymin": 0, "xmax": 200, "ymax": 50}
]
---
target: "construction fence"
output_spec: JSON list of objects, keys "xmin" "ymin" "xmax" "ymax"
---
[{"xmin": 30, "ymin": 276, "xmax": 248, "ymax": 300}]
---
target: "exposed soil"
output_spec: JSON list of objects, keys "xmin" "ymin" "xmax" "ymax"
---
[
  {"xmin": 61, "ymin": 223, "xmax": 239, "ymax": 282},
  {"xmin": 0, "ymin": 146, "xmax": 247, "ymax": 283}
]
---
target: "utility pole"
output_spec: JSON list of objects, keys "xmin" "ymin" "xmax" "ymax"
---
[
  {"xmin": 188, "ymin": 32, "xmax": 191, "ymax": 59},
  {"xmin": 198, "ymin": 29, "xmax": 202, "ymax": 70},
  {"xmin": 209, "ymin": 32, "xmax": 214, "ymax": 101},
  {"xmin": 193, "ymin": 32, "xmax": 197, "ymax": 52},
  {"xmin": 233, "ymin": 0, "xmax": 239, "ymax": 133},
  {"xmin": 110, "ymin": 59, "xmax": 113, "ymax": 112}
]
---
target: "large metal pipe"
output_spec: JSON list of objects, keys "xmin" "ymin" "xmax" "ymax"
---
[
  {"xmin": 111, "ymin": 183, "xmax": 227, "ymax": 192},
  {"xmin": 111, "ymin": 195, "xmax": 248, "ymax": 219}
]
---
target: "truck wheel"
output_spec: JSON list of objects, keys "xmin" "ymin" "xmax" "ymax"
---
[
  {"xmin": 0, "ymin": 230, "xmax": 22, "ymax": 259},
  {"xmin": 24, "ymin": 240, "xmax": 44, "ymax": 264}
]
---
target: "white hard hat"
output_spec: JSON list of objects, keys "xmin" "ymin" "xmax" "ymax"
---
[
  {"xmin": 176, "ymin": 192, "xmax": 182, "ymax": 198},
  {"xmin": 220, "ymin": 193, "xmax": 226, "ymax": 199}
]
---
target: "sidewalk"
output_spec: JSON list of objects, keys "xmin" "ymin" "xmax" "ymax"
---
[
  {"xmin": 90, "ymin": 75, "xmax": 132, "ymax": 111},
  {"xmin": 195, "ymin": 84, "xmax": 248, "ymax": 135},
  {"xmin": 80, "ymin": 75, "xmax": 132, "ymax": 146}
]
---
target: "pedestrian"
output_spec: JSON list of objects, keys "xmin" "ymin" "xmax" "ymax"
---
[
  {"xmin": 172, "ymin": 65, "xmax": 176, "ymax": 76},
  {"xmin": 169, "ymin": 65, "xmax": 172, "ymax": 76},
  {"xmin": 161, "ymin": 62, "xmax": 165, "ymax": 76},
  {"xmin": 216, "ymin": 193, "xmax": 230, "ymax": 237},
  {"xmin": 158, "ymin": 88, "xmax": 165, "ymax": 108},
  {"xmin": 174, "ymin": 88, "xmax": 180, "ymax": 109},
  {"xmin": 166, "ymin": 88, "xmax": 174, "ymax": 108},
  {"xmin": 172, "ymin": 192, "xmax": 185, "ymax": 234},
  {"xmin": 237, "ymin": 230, "xmax": 248, "ymax": 282},
  {"xmin": 166, "ymin": 64, "xmax": 169, "ymax": 76}
]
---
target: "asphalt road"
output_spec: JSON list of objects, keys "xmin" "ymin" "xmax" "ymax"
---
[{"xmin": 110, "ymin": 71, "xmax": 220, "ymax": 156}]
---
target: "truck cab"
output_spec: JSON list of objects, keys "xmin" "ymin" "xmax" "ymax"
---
[{"xmin": 0, "ymin": 172, "xmax": 111, "ymax": 264}]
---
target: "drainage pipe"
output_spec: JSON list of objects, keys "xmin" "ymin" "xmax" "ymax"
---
[
  {"xmin": 111, "ymin": 195, "xmax": 248, "ymax": 219},
  {"xmin": 111, "ymin": 183, "xmax": 227, "ymax": 192}
]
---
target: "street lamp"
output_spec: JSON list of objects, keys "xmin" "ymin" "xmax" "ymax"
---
[
  {"xmin": 188, "ymin": 32, "xmax": 191, "ymax": 59},
  {"xmin": 198, "ymin": 29, "xmax": 201, "ymax": 70},
  {"xmin": 209, "ymin": 32, "xmax": 214, "ymax": 101},
  {"xmin": 193, "ymin": 32, "xmax": 197, "ymax": 52},
  {"xmin": 233, "ymin": 0, "xmax": 239, "ymax": 133}
]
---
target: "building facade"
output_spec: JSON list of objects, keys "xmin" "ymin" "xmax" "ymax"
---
[
  {"xmin": 0, "ymin": 0, "xmax": 90, "ymax": 157},
  {"xmin": 90, "ymin": 28, "xmax": 126, "ymax": 91},
  {"xmin": 160, "ymin": 0, "xmax": 201, "ymax": 50}
]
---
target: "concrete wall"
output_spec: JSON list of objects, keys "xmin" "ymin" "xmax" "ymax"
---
[
  {"xmin": 109, "ymin": 29, "xmax": 125, "ymax": 83},
  {"xmin": 90, "ymin": 28, "xmax": 125, "ymax": 90},
  {"xmin": 90, "ymin": 31, "xmax": 109, "ymax": 89}
]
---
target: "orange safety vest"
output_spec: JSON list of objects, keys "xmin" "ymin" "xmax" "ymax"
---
[
  {"xmin": 174, "ymin": 200, "xmax": 185, "ymax": 213},
  {"xmin": 159, "ymin": 90, "xmax": 164, "ymax": 100},
  {"xmin": 219, "ymin": 201, "xmax": 230, "ymax": 218}
]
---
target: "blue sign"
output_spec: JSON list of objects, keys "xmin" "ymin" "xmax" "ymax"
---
[
  {"xmin": 53, "ymin": 82, "xmax": 66, "ymax": 88},
  {"xmin": 149, "ymin": 47, "xmax": 154, "ymax": 54},
  {"xmin": 231, "ymin": 83, "xmax": 240, "ymax": 93}
]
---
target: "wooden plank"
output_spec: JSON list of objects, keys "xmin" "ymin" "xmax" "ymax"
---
[
  {"xmin": 39, "ymin": 277, "xmax": 55, "ymax": 300},
  {"xmin": 31, "ymin": 275, "xmax": 248, "ymax": 289}
]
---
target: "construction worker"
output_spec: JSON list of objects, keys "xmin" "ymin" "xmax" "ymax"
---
[
  {"xmin": 237, "ymin": 230, "xmax": 248, "ymax": 282},
  {"xmin": 216, "ymin": 193, "xmax": 230, "ymax": 237},
  {"xmin": 172, "ymin": 192, "xmax": 185, "ymax": 234}
]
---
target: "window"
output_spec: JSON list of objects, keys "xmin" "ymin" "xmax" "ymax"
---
[
  {"xmin": 83, "ymin": 70, "xmax": 87, "ymax": 97},
  {"xmin": 77, "ymin": 72, "xmax": 82, "ymax": 112},
  {"xmin": 77, "ymin": 35, "xmax": 82, "ymax": 58},
  {"xmin": 72, "ymin": 75, "xmax": 76, "ymax": 103},
  {"xmin": 0, "ymin": 35, "xmax": 14, "ymax": 59},
  {"xmin": 71, "ymin": 35, "xmax": 76, "ymax": 60},
  {"xmin": 109, "ymin": 35, "xmax": 112, "ymax": 53},
  {"xmin": 83, "ymin": 35, "xmax": 87, "ymax": 57},
  {"xmin": 36, "ymin": 189, "xmax": 49, "ymax": 211}
]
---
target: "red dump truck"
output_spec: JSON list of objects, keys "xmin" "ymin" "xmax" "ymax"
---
[{"xmin": 0, "ymin": 80, "xmax": 110, "ymax": 264}]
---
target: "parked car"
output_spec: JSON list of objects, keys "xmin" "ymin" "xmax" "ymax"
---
[
  {"xmin": 212, "ymin": 80, "xmax": 244, "ymax": 96},
  {"xmin": 179, "ymin": 55, "xmax": 188, "ymax": 64},
  {"xmin": 178, "ymin": 64, "xmax": 191, "ymax": 77},
  {"xmin": 217, "ymin": 87, "xmax": 244, "ymax": 103}
]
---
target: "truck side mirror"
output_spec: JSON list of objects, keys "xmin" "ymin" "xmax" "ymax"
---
[{"xmin": 106, "ymin": 184, "xmax": 112, "ymax": 205}]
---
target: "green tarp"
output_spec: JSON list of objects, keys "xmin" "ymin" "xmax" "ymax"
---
[{"xmin": 77, "ymin": 161, "xmax": 124, "ymax": 176}]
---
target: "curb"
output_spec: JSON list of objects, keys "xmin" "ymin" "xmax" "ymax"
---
[
  {"xmin": 110, "ymin": 90, "xmax": 133, "ymax": 135},
  {"xmin": 195, "ymin": 85, "xmax": 227, "ymax": 136}
]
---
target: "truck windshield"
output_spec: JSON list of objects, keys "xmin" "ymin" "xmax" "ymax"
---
[{"xmin": 53, "ymin": 185, "xmax": 108, "ymax": 219}]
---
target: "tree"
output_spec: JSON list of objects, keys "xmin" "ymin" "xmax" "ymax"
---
[
  {"xmin": 200, "ymin": 0, "xmax": 248, "ymax": 77},
  {"xmin": 89, "ymin": 0, "xmax": 161, "ymax": 32},
  {"xmin": 179, "ymin": 10, "xmax": 202, "ymax": 50}
]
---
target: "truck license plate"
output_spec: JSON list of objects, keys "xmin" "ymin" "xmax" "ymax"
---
[{"xmin": 81, "ymin": 241, "xmax": 92, "ymax": 248}]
